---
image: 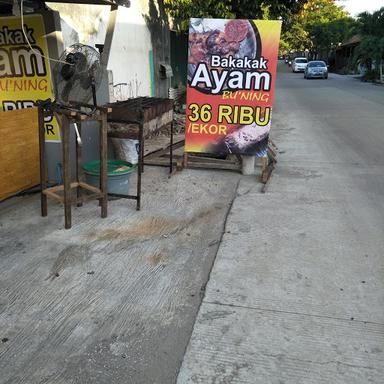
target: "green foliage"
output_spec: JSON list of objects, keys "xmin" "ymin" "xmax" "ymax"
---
[
  {"xmin": 309, "ymin": 17, "xmax": 356, "ymax": 50},
  {"xmin": 280, "ymin": 23, "xmax": 311, "ymax": 53},
  {"xmin": 354, "ymin": 7, "xmax": 384, "ymax": 74},
  {"xmin": 335, "ymin": 62, "xmax": 354, "ymax": 75},
  {"xmin": 280, "ymin": 0, "xmax": 357, "ymax": 55},
  {"xmin": 303, "ymin": 0, "xmax": 356, "ymax": 52},
  {"xmin": 164, "ymin": 0, "xmax": 308, "ymax": 32},
  {"xmin": 164, "ymin": 0, "xmax": 232, "ymax": 31},
  {"xmin": 165, "ymin": 0, "xmax": 362, "ymax": 61},
  {"xmin": 361, "ymin": 70, "xmax": 380, "ymax": 82},
  {"xmin": 301, "ymin": 0, "xmax": 347, "ymax": 27},
  {"xmin": 358, "ymin": 8, "xmax": 384, "ymax": 37}
]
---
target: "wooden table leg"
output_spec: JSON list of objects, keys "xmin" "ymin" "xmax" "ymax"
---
[
  {"xmin": 76, "ymin": 122, "xmax": 83, "ymax": 207},
  {"xmin": 62, "ymin": 116, "xmax": 72, "ymax": 229},
  {"xmin": 260, "ymin": 156, "xmax": 269, "ymax": 184},
  {"xmin": 140, "ymin": 123, "xmax": 144, "ymax": 174},
  {"xmin": 100, "ymin": 113, "xmax": 108, "ymax": 218},
  {"xmin": 169, "ymin": 120, "xmax": 173, "ymax": 174},
  {"xmin": 183, "ymin": 152, "xmax": 189, "ymax": 168},
  {"xmin": 137, "ymin": 122, "xmax": 143, "ymax": 210},
  {"xmin": 38, "ymin": 107, "xmax": 47, "ymax": 217}
]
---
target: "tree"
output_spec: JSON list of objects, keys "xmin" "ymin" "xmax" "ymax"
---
[
  {"xmin": 300, "ymin": 0, "xmax": 356, "ymax": 58},
  {"xmin": 164, "ymin": 0, "xmax": 309, "ymax": 32},
  {"xmin": 354, "ymin": 7, "xmax": 384, "ymax": 78},
  {"xmin": 280, "ymin": 22, "xmax": 311, "ymax": 54},
  {"xmin": 309, "ymin": 17, "xmax": 356, "ymax": 50},
  {"xmin": 279, "ymin": 0, "xmax": 355, "ymax": 57},
  {"xmin": 300, "ymin": 0, "xmax": 347, "ymax": 26}
]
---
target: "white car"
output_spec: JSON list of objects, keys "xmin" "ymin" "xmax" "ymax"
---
[
  {"xmin": 304, "ymin": 61, "xmax": 328, "ymax": 79},
  {"xmin": 292, "ymin": 57, "xmax": 308, "ymax": 72}
]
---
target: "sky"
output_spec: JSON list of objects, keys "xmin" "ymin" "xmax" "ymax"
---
[{"xmin": 335, "ymin": 0, "xmax": 384, "ymax": 17}]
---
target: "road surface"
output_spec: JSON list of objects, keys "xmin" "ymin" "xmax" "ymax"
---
[{"xmin": 177, "ymin": 62, "xmax": 384, "ymax": 383}]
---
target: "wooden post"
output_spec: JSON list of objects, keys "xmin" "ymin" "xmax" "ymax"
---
[
  {"xmin": 140, "ymin": 122, "xmax": 145, "ymax": 174},
  {"xmin": 100, "ymin": 5, "xmax": 118, "ymax": 68},
  {"xmin": 137, "ymin": 122, "xmax": 144, "ymax": 210},
  {"xmin": 241, "ymin": 155, "xmax": 256, "ymax": 175},
  {"xmin": 169, "ymin": 121, "xmax": 173, "ymax": 173},
  {"xmin": 183, "ymin": 152, "xmax": 189, "ymax": 168},
  {"xmin": 62, "ymin": 115, "xmax": 72, "ymax": 229},
  {"xmin": 38, "ymin": 107, "xmax": 47, "ymax": 217},
  {"xmin": 260, "ymin": 156, "xmax": 268, "ymax": 184},
  {"xmin": 76, "ymin": 122, "xmax": 82, "ymax": 207},
  {"xmin": 100, "ymin": 112, "xmax": 108, "ymax": 218}
]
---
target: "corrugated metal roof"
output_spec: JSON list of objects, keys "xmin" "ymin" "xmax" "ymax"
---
[
  {"xmin": 340, "ymin": 34, "xmax": 362, "ymax": 47},
  {"xmin": 0, "ymin": 0, "xmax": 129, "ymax": 8}
]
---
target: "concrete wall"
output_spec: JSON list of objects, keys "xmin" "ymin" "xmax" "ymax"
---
[
  {"xmin": 108, "ymin": 4, "xmax": 154, "ymax": 99},
  {"xmin": 170, "ymin": 30, "xmax": 188, "ymax": 88},
  {"xmin": 46, "ymin": 1, "xmax": 157, "ymax": 100},
  {"xmin": 143, "ymin": 0, "xmax": 172, "ymax": 97}
]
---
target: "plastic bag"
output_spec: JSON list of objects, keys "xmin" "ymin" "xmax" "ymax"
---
[{"xmin": 111, "ymin": 138, "xmax": 139, "ymax": 165}]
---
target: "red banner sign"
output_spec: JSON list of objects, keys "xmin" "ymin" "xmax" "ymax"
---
[{"xmin": 185, "ymin": 18, "xmax": 281, "ymax": 156}]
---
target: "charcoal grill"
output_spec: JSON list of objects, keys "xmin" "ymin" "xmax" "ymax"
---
[
  {"xmin": 107, "ymin": 97, "xmax": 174, "ymax": 208},
  {"xmin": 108, "ymin": 97, "xmax": 173, "ymax": 133}
]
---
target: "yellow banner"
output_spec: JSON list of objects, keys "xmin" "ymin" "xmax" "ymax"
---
[{"xmin": 0, "ymin": 14, "xmax": 59, "ymax": 141}]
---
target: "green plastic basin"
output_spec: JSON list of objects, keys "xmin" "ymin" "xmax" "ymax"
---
[{"xmin": 82, "ymin": 160, "xmax": 135, "ymax": 195}]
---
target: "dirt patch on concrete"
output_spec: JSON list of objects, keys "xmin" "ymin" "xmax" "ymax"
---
[
  {"xmin": 149, "ymin": 251, "xmax": 168, "ymax": 266},
  {"xmin": 46, "ymin": 244, "xmax": 91, "ymax": 280},
  {"xmin": 85, "ymin": 206, "xmax": 220, "ymax": 243}
]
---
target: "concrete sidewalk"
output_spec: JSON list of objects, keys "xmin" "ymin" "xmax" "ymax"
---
[
  {"xmin": 0, "ymin": 168, "xmax": 240, "ymax": 384},
  {"xmin": 176, "ymin": 70, "xmax": 384, "ymax": 383}
]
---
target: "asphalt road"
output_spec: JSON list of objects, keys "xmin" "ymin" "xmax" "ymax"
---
[
  {"xmin": 277, "ymin": 62, "xmax": 384, "ymax": 167},
  {"xmin": 178, "ymin": 62, "xmax": 384, "ymax": 383}
]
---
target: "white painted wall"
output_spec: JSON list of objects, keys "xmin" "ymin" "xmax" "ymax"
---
[
  {"xmin": 108, "ymin": 4, "xmax": 153, "ymax": 99},
  {"xmin": 46, "ymin": 2, "xmax": 153, "ymax": 100}
]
